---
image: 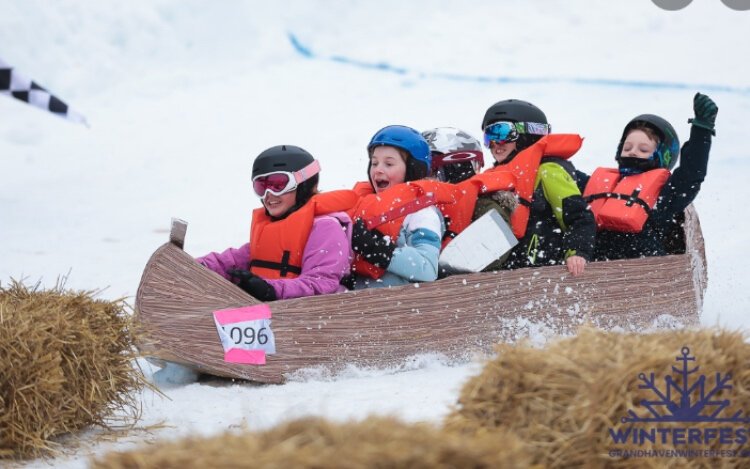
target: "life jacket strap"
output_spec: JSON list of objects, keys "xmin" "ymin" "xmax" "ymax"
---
[
  {"xmin": 364, "ymin": 194, "xmax": 437, "ymax": 230},
  {"xmin": 441, "ymin": 215, "xmax": 458, "ymax": 242},
  {"xmin": 250, "ymin": 250, "xmax": 302, "ymax": 278},
  {"xmin": 584, "ymin": 190, "xmax": 652, "ymax": 213},
  {"xmin": 443, "ymin": 231, "xmax": 458, "ymax": 241},
  {"xmin": 517, "ymin": 196, "xmax": 532, "ymax": 208}
]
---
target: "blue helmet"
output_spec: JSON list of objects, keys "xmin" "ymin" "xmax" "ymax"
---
[{"xmin": 368, "ymin": 125, "xmax": 432, "ymax": 172}]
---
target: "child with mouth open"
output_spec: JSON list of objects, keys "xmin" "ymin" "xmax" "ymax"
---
[{"xmin": 349, "ymin": 125, "xmax": 446, "ymax": 289}]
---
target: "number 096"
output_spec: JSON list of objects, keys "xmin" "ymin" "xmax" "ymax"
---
[{"xmin": 225, "ymin": 326, "xmax": 269, "ymax": 346}]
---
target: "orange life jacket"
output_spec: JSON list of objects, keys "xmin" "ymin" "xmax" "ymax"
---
[
  {"xmin": 350, "ymin": 180, "xmax": 455, "ymax": 279},
  {"xmin": 484, "ymin": 134, "xmax": 583, "ymax": 239},
  {"xmin": 439, "ymin": 170, "xmax": 516, "ymax": 249},
  {"xmin": 583, "ymin": 167, "xmax": 670, "ymax": 233},
  {"xmin": 351, "ymin": 180, "xmax": 375, "ymax": 198},
  {"xmin": 347, "ymin": 181, "xmax": 375, "ymax": 222},
  {"xmin": 350, "ymin": 175, "xmax": 517, "ymax": 250},
  {"xmin": 249, "ymin": 190, "xmax": 358, "ymax": 279}
]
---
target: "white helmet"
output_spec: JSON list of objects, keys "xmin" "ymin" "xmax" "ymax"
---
[{"xmin": 421, "ymin": 127, "xmax": 484, "ymax": 183}]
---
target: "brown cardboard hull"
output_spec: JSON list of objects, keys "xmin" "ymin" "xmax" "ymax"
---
[{"xmin": 135, "ymin": 206, "xmax": 706, "ymax": 384}]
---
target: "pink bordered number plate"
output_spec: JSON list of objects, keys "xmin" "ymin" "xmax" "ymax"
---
[{"xmin": 212, "ymin": 304, "xmax": 276, "ymax": 365}]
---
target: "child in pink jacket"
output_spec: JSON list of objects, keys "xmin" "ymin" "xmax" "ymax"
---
[{"xmin": 196, "ymin": 145, "xmax": 354, "ymax": 301}]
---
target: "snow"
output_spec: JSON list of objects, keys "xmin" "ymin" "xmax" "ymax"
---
[{"xmin": 1, "ymin": 0, "xmax": 748, "ymax": 466}]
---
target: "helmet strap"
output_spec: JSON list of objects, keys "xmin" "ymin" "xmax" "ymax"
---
[{"xmin": 405, "ymin": 157, "xmax": 430, "ymax": 182}]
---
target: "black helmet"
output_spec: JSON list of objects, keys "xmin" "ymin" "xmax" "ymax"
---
[
  {"xmin": 616, "ymin": 114, "xmax": 680, "ymax": 170},
  {"xmin": 252, "ymin": 145, "xmax": 319, "ymax": 219},
  {"xmin": 481, "ymin": 99, "xmax": 549, "ymax": 163},
  {"xmin": 481, "ymin": 99, "xmax": 548, "ymax": 130},
  {"xmin": 252, "ymin": 145, "xmax": 314, "ymax": 178}
]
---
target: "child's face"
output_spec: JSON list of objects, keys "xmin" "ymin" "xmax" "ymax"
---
[
  {"xmin": 621, "ymin": 130, "xmax": 658, "ymax": 159},
  {"xmin": 489, "ymin": 140, "xmax": 517, "ymax": 164},
  {"xmin": 369, "ymin": 146, "xmax": 407, "ymax": 193},
  {"xmin": 262, "ymin": 190, "xmax": 297, "ymax": 218}
]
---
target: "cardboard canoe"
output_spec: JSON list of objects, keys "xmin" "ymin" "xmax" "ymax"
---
[{"xmin": 135, "ymin": 206, "xmax": 706, "ymax": 384}]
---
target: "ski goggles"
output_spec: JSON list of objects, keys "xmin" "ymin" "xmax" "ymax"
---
[
  {"xmin": 252, "ymin": 159, "xmax": 321, "ymax": 197},
  {"xmin": 482, "ymin": 121, "xmax": 551, "ymax": 147},
  {"xmin": 435, "ymin": 162, "xmax": 477, "ymax": 183},
  {"xmin": 430, "ymin": 150, "xmax": 484, "ymax": 171}
]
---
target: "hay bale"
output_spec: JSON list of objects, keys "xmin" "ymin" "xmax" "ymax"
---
[
  {"xmin": 0, "ymin": 280, "xmax": 144, "ymax": 459},
  {"xmin": 444, "ymin": 328, "xmax": 750, "ymax": 468},
  {"xmin": 94, "ymin": 416, "xmax": 531, "ymax": 468}
]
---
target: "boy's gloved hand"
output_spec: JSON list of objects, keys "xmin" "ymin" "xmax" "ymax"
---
[
  {"xmin": 688, "ymin": 92, "xmax": 718, "ymax": 135},
  {"xmin": 351, "ymin": 219, "xmax": 396, "ymax": 269},
  {"xmin": 228, "ymin": 269, "xmax": 277, "ymax": 302}
]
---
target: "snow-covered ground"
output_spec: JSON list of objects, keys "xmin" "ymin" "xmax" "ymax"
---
[{"xmin": 2, "ymin": 1, "xmax": 749, "ymax": 466}]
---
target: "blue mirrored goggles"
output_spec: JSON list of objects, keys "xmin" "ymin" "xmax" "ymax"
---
[
  {"xmin": 483, "ymin": 121, "xmax": 520, "ymax": 146},
  {"xmin": 483, "ymin": 121, "xmax": 551, "ymax": 147}
]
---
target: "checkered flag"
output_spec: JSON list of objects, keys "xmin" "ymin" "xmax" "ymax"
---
[{"xmin": 1, "ymin": 57, "xmax": 88, "ymax": 126}]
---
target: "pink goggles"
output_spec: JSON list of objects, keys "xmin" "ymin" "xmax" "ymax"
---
[{"xmin": 252, "ymin": 160, "xmax": 321, "ymax": 197}]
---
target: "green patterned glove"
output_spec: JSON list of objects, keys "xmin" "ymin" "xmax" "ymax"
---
[{"xmin": 688, "ymin": 92, "xmax": 718, "ymax": 136}]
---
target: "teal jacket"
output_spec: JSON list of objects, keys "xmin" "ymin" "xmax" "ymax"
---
[{"xmin": 354, "ymin": 206, "xmax": 445, "ymax": 289}]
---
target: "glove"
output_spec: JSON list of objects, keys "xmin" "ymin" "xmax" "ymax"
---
[
  {"xmin": 228, "ymin": 269, "xmax": 277, "ymax": 302},
  {"xmin": 351, "ymin": 219, "xmax": 396, "ymax": 269},
  {"xmin": 488, "ymin": 190, "xmax": 518, "ymax": 220},
  {"xmin": 688, "ymin": 92, "xmax": 718, "ymax": 135}
]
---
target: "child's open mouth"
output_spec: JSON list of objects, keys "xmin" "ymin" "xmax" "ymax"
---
[{"xmin": 375, "ymin": 179, "xmax": 390, "ymax": 190}]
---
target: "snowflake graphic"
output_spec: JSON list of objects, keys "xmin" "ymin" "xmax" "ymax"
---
[{"xmin": 622, "ymin": 346, "xmax": 750, "ymax": 423}]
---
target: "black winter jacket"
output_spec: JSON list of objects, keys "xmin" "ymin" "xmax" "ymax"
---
[
  {"xmin": 504, "ymin": 157, "xmax": 596, "ymax": 269},
  {"xmin": 578, "ymin": 125, "xmax": 712, "ymax": 261}
]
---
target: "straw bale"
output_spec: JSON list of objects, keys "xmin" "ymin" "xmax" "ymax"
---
[
  {"xmin": 0, "ymin": 280, "xmax": 144, "ymax": 459},
  {"xmin": 94, "ymin": 415, "xmax": 531, "ymax": 469},
  {"xmin": 444, "ymin": 327, "xmax": 750, "ymax": 468}
]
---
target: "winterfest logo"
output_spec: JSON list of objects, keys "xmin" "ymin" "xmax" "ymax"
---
[{"xmin": 608, "ymin": 346, "xmax": 750, "ymax": 459}]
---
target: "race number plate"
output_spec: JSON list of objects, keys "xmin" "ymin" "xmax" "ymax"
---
[{"xmin": 213, "ymin": 304, "xmax": 276, "ymax": 365}]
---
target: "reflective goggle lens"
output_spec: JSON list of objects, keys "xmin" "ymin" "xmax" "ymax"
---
[
  {"xmin": 483, "ymin": 121, "xmax": 519, "ymax": 146},
  {"xmin": 251, "ymin": 159, "xmax": 322, "ymax": 198},
  {"xmin": 430, "ymin": 150, "xmax": 481, "ymax": 169},
  {"xmin": 252, "ymin": 172, "xmax": 294, "ymax": 197}
]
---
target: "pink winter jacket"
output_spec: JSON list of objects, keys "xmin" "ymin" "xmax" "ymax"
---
[{"xmin": 196, "ymin": 212, "xmax": 352, "ymax": 299}]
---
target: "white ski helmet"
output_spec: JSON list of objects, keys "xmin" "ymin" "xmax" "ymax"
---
[{"xmin": 421, "ymin": 127, "xmax": 484, "ymax": 183}]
